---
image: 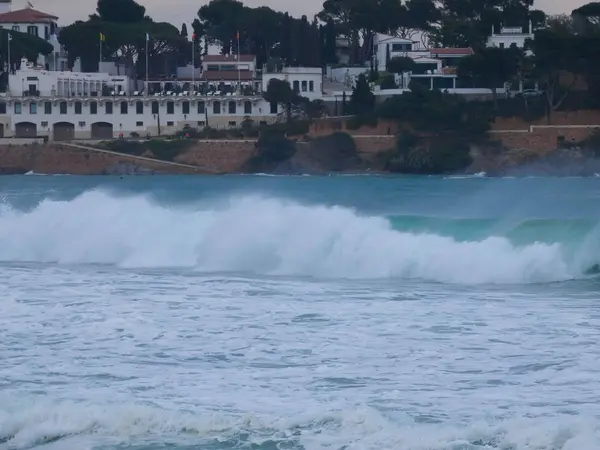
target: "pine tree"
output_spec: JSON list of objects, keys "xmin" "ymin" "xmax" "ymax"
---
[
  {"xmin": 180, "ymin": 23, "xmax": 188, "ymax": 38},
  {"xmin": 323, "ymin": 18, "xmax": 337, "ymax": 65},
  {"xmin": 281, "ymin": 13, "xmax": 293, "ymax": 64},
  {"xmin": 349, "ymin": 74, "xmax": 375, "ymax": 115}
]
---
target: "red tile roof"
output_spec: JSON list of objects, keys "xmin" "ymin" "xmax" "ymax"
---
[
  {"xmin": 202, "ymin": 54, "xmax": 255, "ymax": 63},
  {"xmin": 0, "ymin": 8, "xmax": 58, "ymax": 23},
  {"xmin": 201, "ymin": 70, "xmax": 255, "ymax": 81},
  {"xmin": 428, "ymin": 48, "xmax": 474, "ymax": 56}
]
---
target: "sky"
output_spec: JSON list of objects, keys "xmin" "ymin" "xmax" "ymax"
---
[{"xmin": 12, "ymin": 0, "xmax": 591, "ymax": 26}]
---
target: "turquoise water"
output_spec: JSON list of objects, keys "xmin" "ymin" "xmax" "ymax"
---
[{"xmin": 1, "ymin": 175, "xmax": 600, "ymax": 449}]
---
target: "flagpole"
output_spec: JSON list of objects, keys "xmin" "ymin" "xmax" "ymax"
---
[
  {"xmin": 237, "ymin": 30, "xmax": 240, "ymax": 94},
  {"xmin": 145, "ymin": 33, "xmax": 149, "ymax": 95},
  {"xmin": 99, "ymin": 33, "xmax": 102, "ymax": 71},
  {"xmin": 191, "ymin": 33, "xmax": 195, "ymax": 95},
  {"xmin": 7, "ymin": 32, "xmax": 10, "ymax": 74}
]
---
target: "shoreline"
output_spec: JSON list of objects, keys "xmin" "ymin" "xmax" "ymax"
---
[{"xmin": 0, "ymin": 112, "xmax": 599, "ymax": 176}]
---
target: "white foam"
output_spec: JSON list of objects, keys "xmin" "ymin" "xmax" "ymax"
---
[
  {"xmin": 0, "ymin": 190, "xmax": 582, "ymax": 284},
  {"xmin": 1, "ymin": 399, "xmax": 599, "ymax": 449}
]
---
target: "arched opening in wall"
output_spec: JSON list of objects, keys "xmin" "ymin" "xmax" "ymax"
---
[
  {"xmin": 15, "ymin": 122, "xmax": 37, "ymax": 138},
  {"xmin": 91, "ymin": 122, "xmax": 113, "ymax": 139},
  {"xmin": 53, "ymin": 122, "xmax": 75, "ymax": 141}
]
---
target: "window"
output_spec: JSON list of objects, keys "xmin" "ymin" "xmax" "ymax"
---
[
  {"xmin": 136, "ymin": 101, "xmax": 143, "ymax": 114},
  {"xmin": 293, "ymin": 80, "xmax": 300, "ymax": 92},
  {"xmin": 0, "ymin": 102, "xmax": 6, "ymax": 114},
  {"xmin": 11, "ymin": 25, "xmax": 19, "ymax": 32},
  {"xmin": 151, "ymin": 101, "xmax": 159, "ymax": 114},
  {"xmin": 90, "ymin": 101, "xmax": 97, "ymax": 114},
  {"xmin": 27, "ymin": 25, "xmax": 38, "ymax": 37},
  {"xmin": 44, "ymin": 101, "xmax": 51, "ymax": 114},
  {"xmin": 391, "ymin": 43, "xmax": 411, "ymax": 52},
  {"xmin": 499, "ymin": 42, "xmax": 505, "ymax": 49},
  {"xmin": 228, "ymin": 101, "xmax": 236, "ymax": 114},
  {"xmin": 221, "ymin": 64, "xmax": 236, "ymax": 71},
  {"xmin": 197, "ymin": 101, "xmax": 205, "ymax": 114},
  {"xmin": 197, "ymin": 120, "xmax": 205, "ymax": 127},
  {"xmin": 78, "ymin": 121, "xmax": 85, "ymax": 127},
  {"xmin": 14, "ymin": 102, "xmax": 21, "ymax": 114},
  {"xmin": 45, "ymin": 26, "xmax": 49, "ymax": 40},
  {"xmin": 244, "ymin": 101, "xmax": 251, "ymax": 115},
  {"xmin": 74, "ymin": 101, "xmax": 82, "ymax": 114},
  {"xmin": 59, "ymin": 101, "xmax": 67, "ymax": 114},
  {"xmin": 213, "ymin": 101, "xmax": 221, "ymax": 114},
  {"xmin": 41, "ymin": 121, "xmax": 48, "ymax": 127},
  {"xmin": 166, "ymin": 101, "xmax": 174, "ymax": 114},
  {"xmin": 309, "ymin": 81, "xmax": 314, "ymax": 92},
  {"xmin": 106, "ymin": 101, "xmax": 113, "ymax": 114},
  {"xmin": 269, "ymin": 102, "xmax": 277, "ymax": 114},
  {"xmin": 167, "ymin": 121, "xmax": 174, "ymax": 126},
  {"xmin": 228, "ymin": 121, "xmax": 236, "ymax": 127},
  {"xmin": 182, "ymin": 101, "xmax": 190, "ymax": 114},
  {"xmin": 301, "ymin": 81, "xmax": 307, "ymax": 92},
  {"xmin": 136, "ymin": 121, "xmax": 143, "ymax": 126},
  {"xmin": 29, "ymin": 102, "xmax": 37, "ymax": 114},
  {"xmin": 120, "ymin": 101, "xmax": 128, "ymax": 114},
  {"xmin": 207, "ymin": 64, "xmax": 219, "ymax": 71}
]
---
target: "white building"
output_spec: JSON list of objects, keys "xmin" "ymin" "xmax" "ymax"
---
[
  {"xmin": 262, "ymin": 66, "xmax": 323, "ymax": 101},
  {"xmin": 487, "ymin": 23, "xmax": 533, "ymax": 49},
  {"xmin": 9, "ymin": 58, "xmax": 132, "ymax": 97},
  {"xmin": 0, "ymin": 56, "xmax": 278, "ymax": 140},
  {"xmin": 0, "ymin": 2, "xmax": 67, "ymax": 71},
  {"xmin": 373, "ymin": 34, "xmax": 414, "ymax": 72}
]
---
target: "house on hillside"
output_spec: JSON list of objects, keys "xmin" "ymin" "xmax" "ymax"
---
[
  {"xmin": 262, "ymin": 62, "xmax": 322, "ymax": 101},
  {"xmin": 487, "ymin": 23, "xmax": 533, "ymax": 48},
  {"xmin": 0, "ymin": 0, "xmax": 67, "ymax": 71},
  {"xmin": 199, "ymin": 54, "xmax": 260, "ymax": 94}
]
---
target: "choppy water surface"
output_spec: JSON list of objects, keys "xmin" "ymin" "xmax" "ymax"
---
[{"xmin": 1, "ymin": 175, "xmax": 600, "ymax": 449}]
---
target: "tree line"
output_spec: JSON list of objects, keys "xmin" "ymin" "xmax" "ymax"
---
[{"xmin": 51, "ymin": 0, "xmax": 548, "ymax": 79}]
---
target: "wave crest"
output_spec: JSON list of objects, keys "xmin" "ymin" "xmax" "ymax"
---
[{"xmin": 0, "ymin": 190, "xmax": 593, "ymax": 284}]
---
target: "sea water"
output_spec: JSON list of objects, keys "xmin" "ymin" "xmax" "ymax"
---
[{"xmin": 1, "ymin": 175, "xmax": 600, "ymax": 449}]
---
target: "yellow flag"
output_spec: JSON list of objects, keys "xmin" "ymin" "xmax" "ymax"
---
[{"xmin": 100, "ymin": 33, "xmax": 105, "ymax": 41}]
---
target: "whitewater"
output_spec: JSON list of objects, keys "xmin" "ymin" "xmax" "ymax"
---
[{"xmin": 2, "ymin": 175, "xmax": 600, "ymax": 450}]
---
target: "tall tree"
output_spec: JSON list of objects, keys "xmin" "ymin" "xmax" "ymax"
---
[
  {"xmin": 457, "ymin": 47, "xmax": 520, "ymax": 106},
  {"xmin": 60, "ymin": 0, "xmax": 184, "ymax": 77},
  {"xmin": 180, "ymin": 23, "xmax": 188, "ymax": 38},
  {"xmin": 263, "ymin": 78, "xmax": 300, "ymax": 122},
  {"xmin": 93, "ymin": 0, "xmax": 146, "ymax": 23},
  {"xmin": 529, "ymin": 29, "xmax": 585, "ymax": 122},
  {"xmin": 349, "ymin": 73, "xmax": 375, "ymax": 115},
  {"xmin": 431, "ymin": 0, "xmax": 544, "ymax": 48},
  {"xmin": 322, "ymin": 18, "xmax": 337, "ymax": 65}
]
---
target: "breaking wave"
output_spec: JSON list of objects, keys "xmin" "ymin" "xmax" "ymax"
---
[
  {"xmin": 0, "ymin": 190, "xmax": 598, "ymax": 284},
  {"xmin": 0, "ymin": 398, "xmax": 598, "ymax": 449}
]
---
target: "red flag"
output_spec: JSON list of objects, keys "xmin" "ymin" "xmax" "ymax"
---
[
  {"xmin": 236, "ymin": 31, "xmax": 239, "ymax": 40},
  {"xmin": 192, "ymin": 32, "xmax": 196, "ymax": 41}
]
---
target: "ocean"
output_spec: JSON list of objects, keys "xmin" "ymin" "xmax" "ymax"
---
[{"xmin": 1, "ymin": 174, "xmax": 600, "ymax": 449}]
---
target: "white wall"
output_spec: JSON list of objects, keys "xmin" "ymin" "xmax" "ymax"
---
[
  {"xmin": 0, "ymin": 96, "xmax": 279, "ymax": 138},
  {"xmin": 9, "ymin": 67, "xmax": 132, "ymax": 96},
  {"xmin": 327, "ymin": 67, "xmax": 368, "ymax": 87},
  {"xmin": 0, "ymin": 22, "xmax": 67, "ymax": 70},
  {"xmin": 0, "ymin": 22, "xmax": 49, "ymax": 39},
  {"xmin": 263, "ymin": 68, "xmax": 323, "ymax": 101},
  {"xmin": 201, "ymin": 58, "xmax": 256, "ymax": 74},
  {"xmin": 487, "ymin": 25, "xmax": 533, "ymax": 48}
]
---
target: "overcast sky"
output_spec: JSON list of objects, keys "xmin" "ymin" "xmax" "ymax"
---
[{"xmin": 15, "ymin": 0, "xmax": 589, "ymax": 26}]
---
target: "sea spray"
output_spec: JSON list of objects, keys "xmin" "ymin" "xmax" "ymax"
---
[{"xmin": 0, "ymin": 189, "xmax": 586, "ymax": 284}]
